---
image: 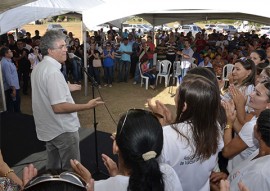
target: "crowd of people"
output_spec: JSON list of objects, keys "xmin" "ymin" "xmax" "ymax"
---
[{"xmin": 1, "ymin": 25, "xmax": 270, "ymax": 191}]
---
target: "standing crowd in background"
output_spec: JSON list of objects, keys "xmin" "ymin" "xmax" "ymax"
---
[{"xmin": 1, "ymin": 25, "xmax": 270, "ymax": 191}]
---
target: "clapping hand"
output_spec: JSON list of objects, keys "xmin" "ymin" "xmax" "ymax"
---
[
  {"xmin": 147, "ymin": 99, "xmax": 173, "ymax": 126},
  {"xmin": 70, "ymin": 159, "xmax": 94, "ymax": 191},
  {"xmin": 101, "ymin": 154, "xmax": 119, "ymax": 177}
]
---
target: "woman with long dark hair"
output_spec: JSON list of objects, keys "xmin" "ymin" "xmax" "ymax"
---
[{"xmin": 149, "ymin": 74, "xmax": 223, "ymax": 191}]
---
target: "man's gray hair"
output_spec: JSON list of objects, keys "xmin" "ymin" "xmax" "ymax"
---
[{"xmin": 40, "ymin": 30, "xmax": 66, "ymax": 56}]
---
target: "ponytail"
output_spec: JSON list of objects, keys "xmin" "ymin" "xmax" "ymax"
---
[{"xmin": 116, "ymin": 109, "xmax": 164, "ymax": 191}]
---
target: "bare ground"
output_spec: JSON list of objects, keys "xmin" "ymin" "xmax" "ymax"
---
[
  {"xmin": 21, "ymin": 80, "xmax": 176, "ymax": 134},
  {"xmin": 20, "ymin": 22, "xmax": 176, "ymax": 134}
]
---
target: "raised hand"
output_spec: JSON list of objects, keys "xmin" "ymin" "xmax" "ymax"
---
[
  {"xmin": 22, "ymin": 164, "xmax": 38, "ymax": 187},
  {"xmin": 101, "ymin": 154, "xmax": 118, "ymax": 177},
  {"xmin": 70, "ymin": 159, "xmax": 92, "ymax": 185}
]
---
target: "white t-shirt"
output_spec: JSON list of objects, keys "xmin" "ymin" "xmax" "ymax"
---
[
  {"xmin": 31, "ymin": 56, "xmax": 80, "ymax": 141},
  {"xmin": 227, "ymin": 116, "xmax": 258, "ymax": 172},
  {"xmin": 94, "ymin": 163, "xmax": 183, "ymax": 191},
  {"xmin": 228, "ymin": 149, "xmax": 270, "ymax": 191},
  {"xmin": 28, "ymin": 53, "xmax": 42, "ymax": 69},
  {"xmin": 158, "ymin": 123, "xmax": 223, "ymax": 191}
]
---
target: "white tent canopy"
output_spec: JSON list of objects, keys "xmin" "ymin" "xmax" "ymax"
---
[
  {"xmin": 82, "ymin": 0, "xmax": 270, "ymax": 29},
  {"xmin": 0, "ymin": 0, "xmax": 104, "ymax": 35},
  {"xmin": 1, "ymin": 0, "xmax": 270, "ymax": 35}
]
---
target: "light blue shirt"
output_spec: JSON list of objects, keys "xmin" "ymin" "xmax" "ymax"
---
[
  {"xmin": 1, "ymin": 57, "xmax": 20, "ymax": 90},
  {"xmin": 198, "ymin": 61, "xmax": 213, "ymax": 68},
  {"xmin": 119, "ymin": 43, "xmax": 132, "ymax": 62}
]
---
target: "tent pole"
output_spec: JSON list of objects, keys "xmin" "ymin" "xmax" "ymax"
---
[{"xmin": 82, "ymin": 22, "xmax": 88, "ymax": 96}]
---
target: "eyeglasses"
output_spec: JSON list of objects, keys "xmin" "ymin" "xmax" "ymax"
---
[
  {"xmin": 118, "ymin": 108, "xmax": 163, "ymax": 136},
  {"xmin": 24, "ymin": 172, "xmax": 86, "ymax": 190},
  {"xmin": 53, "ymin": 44, "xmax": 67, "ymax": 50}
]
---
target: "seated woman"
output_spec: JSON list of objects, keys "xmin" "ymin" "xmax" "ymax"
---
[
  {"xmin": 148, "ymin": 74, "xmax": 224, "ymax": 191},
  {"xmin": 140, "ymin": 56, "xmax": 156, "ymax": 89},
  {"xmin": 228, "ymin": 109, "xmax": 270, "ymax": 190},
  {"xmin": 0, "ymin": 150, "xmax": 23, "ymax": 190},
  {"xmin": 222, "ymin": 80, "xmax": 270, "ymax": 172},
  {"xmin": 71, "ymin": 109, "xmax": 182, "ymax": 191}
]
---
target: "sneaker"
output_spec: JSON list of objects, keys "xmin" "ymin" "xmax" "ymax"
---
[
  {"xmin": 109, "ymin": 84, "xmax": 112, "ymax": 87},
  {"xmin": 133, "ymin": 81, "xmax": 137, "ymax": 85},
  {"xmin": 104, "ymin": 84, "xmax": 108, "ymax": 87}
]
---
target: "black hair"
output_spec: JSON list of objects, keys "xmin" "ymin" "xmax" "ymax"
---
[
  {"xmin": 173, "ymin": 74, "xmax": 220, "ymax": 160},
  {"xmin": 251, "ymin": 49, "xmax": 267, "ymax": 62},
  {"xmin": 0, "ymin": 46, "xmax": 9, "ymax": 57},
  {"xmin": 234, "ymin": 58, "xmax": 256, "ymax": 87},
  {"xmin": 256, "ymin": 109, "xmax": 270, "ymax": 147},
  {"xmin": 116, "ymin": 109, "xmax": 164, "ymax": 191},
  {"xmin": 261, "ymin": 80, "xmax": 270, "ymax": 101},
  {"xmin": 256, "ymin": 62, "xmax": 270, "ymax": 75}
]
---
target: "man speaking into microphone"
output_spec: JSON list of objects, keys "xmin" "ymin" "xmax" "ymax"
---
[{"xmin": 31, "ymin": 30, "xmax": 104, "ymax": 170}]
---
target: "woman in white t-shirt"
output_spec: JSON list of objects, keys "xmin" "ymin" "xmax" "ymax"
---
[
  {"xmin": 228, "ymin": 109, "xmax": 270, "ymax": 191},
  {"xmin": 71, "ymin": 109, "xmax": 182, "ymax": 191},
  {"xmin": 222, "ymin": 80, "xmax": 270, "ymax": 172},
  {"xmin": 28, "ymin": 46, "xmax": 42, "ymax": 70},
  {"xmin": 148, "ymin": 74, "xmax": 224, "ymax": 191}
]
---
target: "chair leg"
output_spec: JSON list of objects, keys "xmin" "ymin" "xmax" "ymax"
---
[{"xmin": 146, "ymin": 79, "xmax": 149, "ymax": 90}]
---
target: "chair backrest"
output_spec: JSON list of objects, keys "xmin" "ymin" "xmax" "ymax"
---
[
  {"xmin": 222, "ymin": 64, "xmax": 234, "ymax": 80},
  {"xmin": 153, "ymin": 53, "xmax": 157, "ymax": 66},
  {"xmin": 159, "ymin": 60, "xmax": 172, "ymax": 74},
  {"xmin": 173, "ymin": 61, "xmax": 182, "ymax": 76}
]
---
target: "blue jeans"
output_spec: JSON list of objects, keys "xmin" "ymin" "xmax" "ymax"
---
[
  {"xmin": 143, "ymin": 72, "xmax": 156, "ymax": 85},
  {"xmin": 72, "ymin": 59, "xmax": 82, "ymax": 83},
  {"xmin": 88, "ymin": 65, "xmax": 101, "ymax": 85},
  {"xmin": 5, "ymin": 89, "xmax": 21, "ymax": 112},
  {"xmin": 134, "ymin": 62, "xmax": 140, "ymax": 82},
  {"xmin": 104, "ymin": 66, "xmax": 114, "ymax": 85},
  {"xmin": 118, "ymin": 60, "xmax": 131, "ymax": 82},
  {"xmin": 148, "ymin": 58, "xmax": 153, "ymax": 69}
]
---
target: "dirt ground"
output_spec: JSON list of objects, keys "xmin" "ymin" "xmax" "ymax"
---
[
  {"xmin": 20, "ymin": 22, "xmax": 176, "ymax": 134},
  {"xmin": 20, "ymin": 80, "xmax": 176, "ymax": 134}
]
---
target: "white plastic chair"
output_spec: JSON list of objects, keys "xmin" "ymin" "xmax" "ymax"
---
[
  {"xmin": 153, "ymin": 53, "xmax": 157, "ymax": 67},
  {"xmin": 222, "ymin": 64, "xmax": 234, "ymax": 80},
  {"xmin": 139, "ymin": 63, "xmax": 149, "ymax": 90},
  {"xmin": 156, "ymin": 60, "xmax": 172, "ymax": 87},
  {"xmin": 169, "ymin": 61, "xmax": 182, "ymax": 86}
]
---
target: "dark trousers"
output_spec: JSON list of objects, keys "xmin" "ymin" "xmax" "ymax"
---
[
  {"xmin": 4, "ymin": 89, "xmax": 21, "ymax": 113},
  {"xmin": 18, "ymin": 70, "xmax": 29, "ymax": 94},
  {"xmin": 88, "ymin": 65, "xmax": 101, "ymax": 85}
]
